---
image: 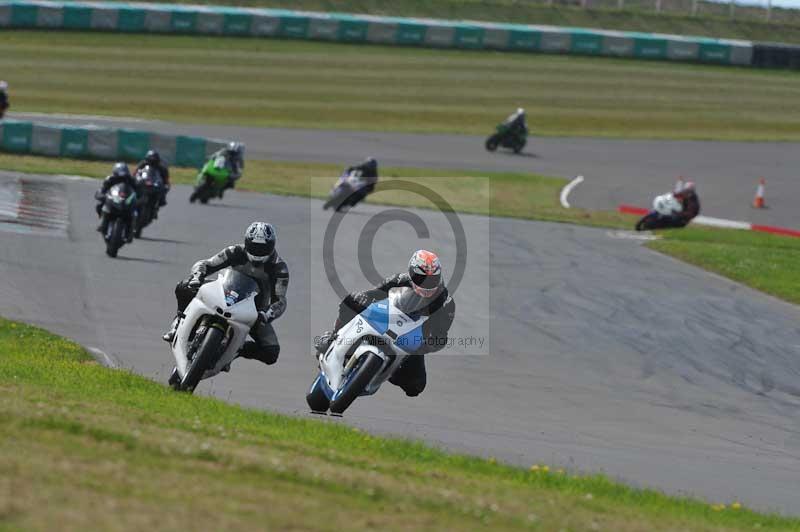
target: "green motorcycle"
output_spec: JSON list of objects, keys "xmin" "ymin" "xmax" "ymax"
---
[
  {"xmin": 485, "ymin": 123, "xmax": 527, "ymax": 154},
  {"xmin": 190, "ymin": 155, "xmax": 230, "ymax": 204}
]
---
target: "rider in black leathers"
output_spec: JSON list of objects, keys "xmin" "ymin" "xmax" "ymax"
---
[
  {"xmin": 163, "ymin": 222, "xmax": 289, "ymax": 366},
  {"xmin": 315, "ymin": 250, "xmax": 456, "ymax": 397},
  {"xmin": 343, "ymin": 157, "xmax": 378, "ymax": 207},
  {"xmin": 95, "ymin": 162, "xmax": 138, "ymax": 238},
  {"xmin": 502, "ymin": 108, "xmax": 527, "ymax": 136},
  {"xmin": 135, "ymin": 149, "xmax": 171, "ymax": 207}
]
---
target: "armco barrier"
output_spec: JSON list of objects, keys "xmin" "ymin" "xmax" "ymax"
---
[
  {"xmin": 0, "ymin": 120, "xmax": 228, "ymax": 167},
  {"xmin": 0, "ymin": 1, "xmax": 756, "ymax": 67}
]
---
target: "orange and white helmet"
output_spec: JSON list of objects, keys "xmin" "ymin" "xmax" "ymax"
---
[{"xmin": 408, "ymin": 250, "xmax": 442, "ymax": 298}]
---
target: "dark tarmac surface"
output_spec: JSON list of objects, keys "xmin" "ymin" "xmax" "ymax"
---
[{"xmin": 2, "ymin": 170, "xmax": 800, "ymax": 514}]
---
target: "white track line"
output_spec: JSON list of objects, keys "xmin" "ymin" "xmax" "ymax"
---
[
  {"xmin": 693, "ymin": 215, "xmax": 751, "ymax": 230},
  {"xmin": 559, "ymin": 175, "xmax": 584, "ymax": 208},
  {"xmin": 87, "ymin": 346, "xmax": 119, "ymax": 369}
]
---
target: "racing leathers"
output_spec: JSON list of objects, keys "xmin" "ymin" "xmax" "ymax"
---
[
  {"xmin": 658, "ymin": 190, "xmax": 701, "ymax": 229},
  {"xmin": 502, "ymin": 109, "xmax": 527, "ymax": 136},
  {"xmin": 210, "ymin": 147, "xmax": 244, "ymax": 193},
  {"xmin": 135, "ymin": 160, "xmax": 171, "ymax": 206},
  {"xmin": 95, "ymin": 172, "xmax": 138, "ymax": 237},
  {"xmin": 171, "ymin": 245, "xmax": 289, "ymax": 365},
  {"xmin": 318, "ymin": 273, "xmax": 456, "ymax": 397}
]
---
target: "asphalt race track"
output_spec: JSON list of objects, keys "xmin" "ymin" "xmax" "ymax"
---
[
  {"xmin": 2, "ymin": 170, "xmax": 800, "ymax": 514},
  {"xmin": 14, "ymin": 112, "xmax": 800, "ymax": 228}
]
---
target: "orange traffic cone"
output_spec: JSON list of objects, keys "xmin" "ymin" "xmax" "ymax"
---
[{"xmin": 753, "ymin": 178, "xmax": 766, "ymax": 209}]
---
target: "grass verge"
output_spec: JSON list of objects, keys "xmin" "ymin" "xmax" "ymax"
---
[
  {"xmin": 647, "ymin": 226, "xmax": 800, "ymax": 304},
  {"xmin": 5, "ymin": 31, "xmax": 800, "ymax": 140},
  {"xmin": 0, "ymin": 152, "xmax": 633, "ymax": 228},
  {"xmin": 1, "ymin": 317, "xmax": 796, "ymax": 530},
  {"xmin": 111, "ymin": 0, "xmax": 800, "ymax": 44}
]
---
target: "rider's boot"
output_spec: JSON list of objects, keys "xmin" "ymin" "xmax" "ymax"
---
[
  {"xmin": 162, "ymin": 316, "xmax": 179, "ymax": 342},
  {"xmin": 314, "ymin": 331, "xmax": 336, "ymax": 357},
  {"xmin": 97, "ymin": 212, "xmax": 109, "ymax": 233}
]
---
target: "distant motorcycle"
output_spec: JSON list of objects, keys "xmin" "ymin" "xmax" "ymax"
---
[
  {"xmin": 134, "ymin": 164, "xmax": 164, "ymax": 238},
  {"xmin": 97, "ymin": 183, "xmax": 137, "ymax": 258},
  {"xmin": 485, "ymin": 123, "xmax": 527, "ymax": 154},
  {"xmin": 190, "ymin": 155, "xmax": 232, "ymax": 204},
  {"xmin": 167, "ymin": 268, "xmax": 262, "ymax": 393},
  {"xmin": 635, "ymin": 193, "xmax": 683, "ymax": 231},
  {"xmin": 307, "ymin": 286, "xmax": 429, "ymax": 415},
  {"xmin": 323, "ymin": 170, "xmax": 369, "ymax": 211}
]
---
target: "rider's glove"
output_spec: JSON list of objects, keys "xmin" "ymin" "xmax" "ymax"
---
[
  {"xmin": 260, "ymin": 308, "xmax": 276, "ymax": 323},
  {"xmin": 188, "ymin": 273, "xmax": 204, "ymax": 289},
  {"xmin": 94, "ymin": 190, "xmax": 104, "ymax": 200}
]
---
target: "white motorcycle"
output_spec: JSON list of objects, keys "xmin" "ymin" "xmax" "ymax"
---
[
  {"xmin": 322, "ymin": 170, "xmax": 368, "ymax": 211},
  {"xmin": 635, "ymin": 192, "xmax": 683, "ymax": 231},
  {"xmin": 307, "ymin": 286, "xmax": 429, "ymax": 415},
  {"xmin": 168, "ymin": 268, "xmax": 260, "ymax": 393}
]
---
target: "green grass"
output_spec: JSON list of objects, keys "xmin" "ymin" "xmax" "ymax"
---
[
  {"xmin": 5, "ymin": 31, "xmax": 800, "ymax": 140},
  {"xmin": 1, "ymin": 317, "xmax": 796, "ymax": 530},
  {"xmin": 0, "ymin": 152, "xmax": 634, "ymax": 228},
  {"xmin": 648, "ymin": 226, "xmax": 800, "ymax": 304},
  {"xmin": 112, "ymin": 0, "xmax": 800, "ymax": 44}
]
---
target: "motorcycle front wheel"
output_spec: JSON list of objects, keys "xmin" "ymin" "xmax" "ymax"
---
[
  {"xmin": 180, "ymin": 326, "xmax": 225, "ymax": 393},
  {"xmin": 106, "ymin": 218, "xmax": 123, "ymax": 258},
  {"xmin": 329, "ymin": 352, "xmax": 384, "ymax": 415},
  {"xmin": 485, "ymin": 134, "xmax": 500, "ymax": 152}
]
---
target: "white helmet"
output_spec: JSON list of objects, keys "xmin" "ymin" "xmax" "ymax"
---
[
  {"xmin": 517, "ymin": 107, "xmax": 525, "ymax": 115},
  {"xmin": 0, "ymin": 81, "xmax": 8, "ymax": 91},
  {"xmin": 244, "ymin": 222, "xmax": 276, "ymax": 263}
]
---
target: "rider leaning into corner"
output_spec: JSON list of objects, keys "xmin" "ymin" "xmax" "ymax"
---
[
  {"xmin": 345, "ymin": 157, "xmax": 379, "ymax": 205},
  {"xmin": 212, "ymin": 141, "xmax": 245, "ymax": 197},
  {"xmin": 662, "ymin": 181, "xmax": 701, "ymax": 229},
  {"xmin": 135, "ymin": 149, "xmax": 171, "ymax": 207},
  {"xmin": 163, "ymin": 222, "xmax": 289, "ymax": 366},
  {"xmin": 95, "ymin": 162, "xmax": 138, "ymax": 240},
  {"xmin": 502, "ymin": 107, "xmax": 528, "ymax": 135},
  {"xmin": 315, "ymin": 250, "xmax": 456, "ymax": 397}
]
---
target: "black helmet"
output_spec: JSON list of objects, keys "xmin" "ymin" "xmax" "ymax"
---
[
  {"xmin": 244, "ymin": 222, "xmax": 276, "ymax": 264},
  {"xmin": 364, "ymin": 157, "xmax": 377, "ymax": 174},
  {"xmin": 112, "ymin": 162, "xmax": 130, "ymax": 178},
  {"xmin": 145, "ymin": 149, "xmax": 160, "ymax": 165},
  {"xmin": 227, "ymin": 141, "xmax": 243, "ymax": 155}
]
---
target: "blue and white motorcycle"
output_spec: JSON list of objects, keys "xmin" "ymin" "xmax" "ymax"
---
[{"xmin": 307, "ymin": 287, "xmax": 429, "ymax": 415}]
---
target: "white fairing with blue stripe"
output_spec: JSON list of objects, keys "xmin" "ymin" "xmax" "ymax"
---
[{"xmin": 315, "ymin": 287, "xmax": 430, "ymax": 400}]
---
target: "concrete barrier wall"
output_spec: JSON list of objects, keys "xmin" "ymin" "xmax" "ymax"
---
[
  {"xmin": 0, "ymin": 1, "xmax": 757, "ymax": 67},
  {"xmin": 0, "ymin": 120, "xmax": 228, "ymax": 167}
]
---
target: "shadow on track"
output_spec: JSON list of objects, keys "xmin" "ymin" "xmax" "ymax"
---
[
  {"xmin": 201, "ymin": 203, "xmax": 264, "ymax": 211},
  {"xmin": 137, "ymin": 236, "xmax": 190, "ymax": 245},
  {"xmin": 115, "ymin": 255, "xmax": 173, "ymax": 265}
]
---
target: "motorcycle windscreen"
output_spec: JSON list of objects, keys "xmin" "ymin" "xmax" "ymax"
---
[
  {"xmin": 109, "ymin": 183, "xmax": 136, "ymax": 206},
  {"xmin": 391, "ymin": 286, "xmax": 431, "ymax": 315},
  {"xmin": 220, "ymin": 269, "xmax": 259, "ymax": 307}
]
